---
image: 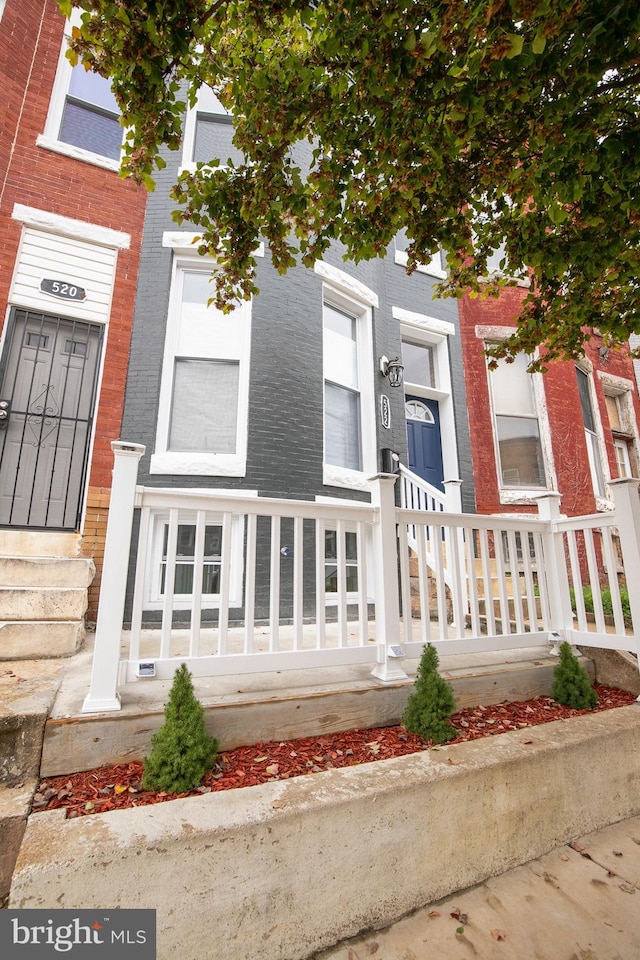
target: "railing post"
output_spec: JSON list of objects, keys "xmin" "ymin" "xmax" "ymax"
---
[
  {"xmin": 82, "ymin": 441, "xmax": 145, "ymax": 713},
  {"xmin": 443, "ymin": 478, "xmax": 462, "ymax": 513},
  {"xmin": 536, "ymin": 492, "xmax": 574, "ymax": 648},
  {"xmin": 609, "ymin": 479, "xmax": 640, "ymax": 691},
  {"xmin": 370, "ymin": 473, "xmax": 408, "ymax": 682}
]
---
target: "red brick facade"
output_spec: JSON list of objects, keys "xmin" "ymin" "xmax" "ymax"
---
[
  {"xmin": 459, "ymin": 285, "xmax": 640, "ymax": 518},
  {"xmin": 0, "ymin": 0, "xmax": 146, "ymax": 493}
]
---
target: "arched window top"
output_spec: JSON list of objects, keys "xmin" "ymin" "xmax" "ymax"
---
[{"xmin": 405, "ymin": 399, "xmax": 434, "ymax": 423}]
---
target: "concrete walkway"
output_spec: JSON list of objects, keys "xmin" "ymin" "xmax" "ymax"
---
[{"xmin": 313, "ymin": 816, "xmax": 640, "ymax": 960}]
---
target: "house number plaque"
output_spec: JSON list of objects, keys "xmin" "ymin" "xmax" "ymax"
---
[
  {"xmin": 380, "ymin": 395, "xmax": 391, "ymax": 429},
  {"xmin": 40, "ymin": 278, "xmax": 87, "ymax": 302}
]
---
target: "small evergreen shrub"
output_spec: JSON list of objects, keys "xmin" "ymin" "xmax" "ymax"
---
[
  {"xmin": 142, "ymin": 663, "xmax": 218, "ymax": 793},
  {"xmin": 402, "ymin": 643, "xmax": 457, "ymax": 743},
  {"xmin": 551, "ymin": 642, "xmax": 598, "ymax": 710}
]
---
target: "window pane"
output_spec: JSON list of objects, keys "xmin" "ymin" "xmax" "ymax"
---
[
  {"xmin": 68, "ymin": 64, "xmax": 119, "ymax": 112},
  {"xmin": 169, "ymin": 359, "xmax": 238, "ymax": 453},
  {"xmin": 490, "ymin": 353, "xmax": 536, "ymax": 416},
  {"xmin": 323, "ymin": 303, "xmax": 358, "ymax": 389},
  {"xmin": 402, "ymin": 341, "xmax": 435, "ymax": 388},
  {"xmin": 496, "ymin": 416, "xmax": 546, "ymax": 487},
  {"xmin": 59, "ymin": 101, "xmax": 122, "ymax": 159},
  {"xmin": 576, "ymin": 367, "xmax": 596, "ymax": 432},
  {"xmin": 182, "ymin": 272, "xmax": 215, "ymax": 305},
  {"xmin": 193, "ymin": 115, "xmax": 244, "ymax": 165},
  {"xmin": 325, "ymin": 382, "xmax": 361, "ymax": 470}
]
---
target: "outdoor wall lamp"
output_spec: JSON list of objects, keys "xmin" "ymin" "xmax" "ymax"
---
[{"xmin": 379, "ymin": 355, "xmax": 405, "ymax": 387}]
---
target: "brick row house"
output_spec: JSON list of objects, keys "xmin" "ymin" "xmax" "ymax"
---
[
  {"xmin": 0, "ymin": 0, "xmax": 146, "ymax": 654},
  {"xmin": 2, "ymin": 0, "xmax": 639, "ymax": 659}
]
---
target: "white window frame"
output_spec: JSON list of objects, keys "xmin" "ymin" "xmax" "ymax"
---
[
  {"xmin": 394, "ymin": 239, "xmax": 446, "ymax": 279},
  {"xmin": 317, "ymin": 262, "xmax": 377, "ymax": 491},
  {"xmin": 180, "ymin": 85, "xmax": 233, "ymax": 174},
  {"xmin": 394, "ymin": 306, "xmax": 460, "ymax": 486},
  {"xmin": 577, "ymin": 362, "xmax": 610, "ymax": 507},
  {"xmin": 599, "ymin": 370, "xmax": 640, "ymax": 482},
  {"xmin": 143, "ymin": 507, "xmax": 246, "ymax": 610},
  {"xmin": 150, "ymin": 254, "xmax": 251, "ymax": 477},
  {"xmin": 37, "ymin": 12, "xmax": 122, "ymax": 171},
  {"xmin": 478, "ymin": 325, "xmax": 555, "ymax": 503}
]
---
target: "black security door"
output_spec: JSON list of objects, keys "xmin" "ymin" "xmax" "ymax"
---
[{"xmin": 0, "ymin": 308, "xmax": 103, "ymax": 529}]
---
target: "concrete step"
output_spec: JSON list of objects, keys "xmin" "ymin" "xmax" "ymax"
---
[
  {"xmin": 0, "ymin": 557, "xmax": 94, "ymax": 588},
  {"xmin": 0, "ymin": 531, "xmax": 81, "ymax": 559},
  {"xmin": 0, "ymin": 586, "xmax": 88, "ymax": 622},
  {"xmin": 0, "ymin": 658, "xmax": 66, "ymax": 904},
  {"xmin": 0, "ymin": 622, "xmax": 85, "ymax": 659}
]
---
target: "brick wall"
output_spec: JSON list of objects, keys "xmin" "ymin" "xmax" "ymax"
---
[
  {"xmin": 459, "ymin": 286, "xmax": 640, "ymax": 517},
  {"xmin": 0, "ymin": 0, "xmax": 147, "ymax": 585}
]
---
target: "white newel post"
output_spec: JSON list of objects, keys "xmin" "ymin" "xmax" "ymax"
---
[
  {"xmin": 82, "ymin": 441, "xmax": 145, "ymax": 713},
  {"xmin": 370, "ymin": 474, "xmax": 408, "ymax": 682},
  {"xmin": 609, "ymin": 478, "xmax": 640, "ymax": 691},
  {"xmin": 536, "ymin": 492, "xmax": 574, "ymax": 647},
  {"xmin": 443, "ymin": 478, "xmax": 462, "ymax": 513}
]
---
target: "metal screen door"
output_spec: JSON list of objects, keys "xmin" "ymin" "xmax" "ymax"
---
[{"xmin": 0, "ymin": 308, "xmax": 103, "ymax": 529}]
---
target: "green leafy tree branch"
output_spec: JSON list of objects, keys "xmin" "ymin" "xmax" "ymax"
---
[{"xmin": 60, "ymin": 1, "xmax": 640, "ymax": 366}]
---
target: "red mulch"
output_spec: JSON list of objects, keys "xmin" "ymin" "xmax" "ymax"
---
[{"xmin": 33, "ymin": 684, "xmax": 636, "ymax": 819}]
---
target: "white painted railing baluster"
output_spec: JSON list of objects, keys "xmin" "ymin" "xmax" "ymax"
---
[
  {"xmin": 293, "ymin": 516, "xmax": 304, "ymax": 650},
  {"xmin": 336, "ymin": 518, "xmax": 348, "ymax": 647},
  {"xmin": 161, "ymin": 508, "xmax": 179, "ymax": 660},
  {"xmin": 244, "ymin": 512, "xmax": 257, "ymax": 654},
  {"xmin": 315, "ymin": 518, "xmax": 326, "ymax": 648},
  {"xmin": 129, "ymin": 504, "xmax": 151, "ymax": 663},
  {"xmin": 189, "ymin": 510, "xmax": 205, "ymax": 658},
  {"xmin": 269, "ymin": 515, "xmax": 281, "ymax": 651},
  {"xmin": 356, "ymin": 520, "xmax": 368, "ymax": 645}
]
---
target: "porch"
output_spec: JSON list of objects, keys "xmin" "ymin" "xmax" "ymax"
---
[{"xmin": 80, "ymin": 442, "xmax": 640, "ymax": 719}]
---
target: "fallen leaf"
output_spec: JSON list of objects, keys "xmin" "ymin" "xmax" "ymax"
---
[
  {"xmin": 447, "ymin": 757, "xmax": 460, "ymax": 765},
  {"xmin": 366, "ymin": 943, "xmax": 379, "ymax": 954},
  {"xmin": 455, "ymin": 927, "xmax": 465, "ymax": 936},
  {"xmin": 254, "ymin": 756, "xmax": 269, "ymax": 763},
  {"xmin": 114, "ymin": 784, "xmax": 128, "ymax": 795},
  {"xmin": 560, "ymin": 854, "xmax": 570, "ymax": 861},
  {"xmin": 84, "ymin": 801, "xmax": 94, "ymax": 811},
  {"xmin": 619, "ymin": 883, "xmax": 635, "ymax": 894},
  {"xmin": 428, "ymin": 911, "xmax": 441, "ymax": 918},
  {"xmin": 570, "ymin": 841, "xmax": 585, "ymax": 853},
  {"xmin": 266, "ymin": 764, "xmax": 279, "ymax": 775},
  {"xmin": 521, "ymin": 739, "xmax": 534, "ymax": 745},
  {"xmin": 491, "ymin": 929, "xmax": 507, "ymax": 941}
]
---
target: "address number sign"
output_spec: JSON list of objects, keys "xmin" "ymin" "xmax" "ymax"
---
[{"xmin": 40, "ymin": 278, "xmax": 87, "ymax": 302}]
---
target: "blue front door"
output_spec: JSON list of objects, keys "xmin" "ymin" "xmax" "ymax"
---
[{"xmin": 406, "ymin": 396, "xmax": 444, "ymax": 490}]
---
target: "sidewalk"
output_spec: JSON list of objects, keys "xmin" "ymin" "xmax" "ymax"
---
[{"xmin": 313, "ymin": 816, "xmax": 640, "ymax": 960}]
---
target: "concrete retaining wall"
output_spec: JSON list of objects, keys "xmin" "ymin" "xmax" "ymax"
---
[{"xmin": 10, "ymin": 705, "xmax": 640, "ymax": 960}]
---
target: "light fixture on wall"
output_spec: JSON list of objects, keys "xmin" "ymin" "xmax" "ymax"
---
[
  {"xmin": 379, "ymin": 355, "xmax": 404, "ymax": 388},
  {"xmin": 598, "ymin": 345, "xmax": 610, "ymax": 363}
]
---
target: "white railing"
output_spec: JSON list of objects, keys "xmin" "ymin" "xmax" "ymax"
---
[{"xmin": 82, "ymin": 444, "xmax": 640, "ymax": 712}]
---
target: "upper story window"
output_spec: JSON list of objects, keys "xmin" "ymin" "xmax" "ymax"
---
[
  {"xmin": 181, "ymin": 85, "xmax": 243, "ymax": 171},
  {"xmin": 488, "ymin": 352, "xmax": 548, "ymax": 490},
  {"xmin": 58, "ymin": 63, "xmax": 121, "ymax": 160},
  {"xmin": 394, "ymin": 234, "xmax": 446, "ymax": 280},
  {"xmin": 576, "ymin": 366, "xmax": 607, "ymax": 498},
  {"xmin": 38, "ymin": 15, "xmax": 122, "ymax": 169}
]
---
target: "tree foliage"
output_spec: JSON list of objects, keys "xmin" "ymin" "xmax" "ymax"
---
[
  {"xmin": 60, "ymin": 1, "xmax": 640, "ymax": 365},
  {"xmin": 142, "ymin": 663, "xmax": 218, "ymax": 793},
  {"xmin": 402, "ymin": 643, "xmax": 457, "ymax": 743},
  {"xmin": 550, "ymin": 641, "xmax": 598, "ymax": 710}
]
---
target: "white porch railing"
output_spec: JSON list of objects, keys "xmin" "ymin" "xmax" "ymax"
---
[{"xmin": 82, "ymin": 444, "xmax": 640, "ymax": 712}]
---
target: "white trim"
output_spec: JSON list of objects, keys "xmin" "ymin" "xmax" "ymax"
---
[
  {"xmin": 399, "ymin": 314, "xmax": 460, "ymax": 486},
  {"xmin": 162, "ymin": 231, "xmax": 264, "ymax": 258},
  {"xmin": 36, "ymin": 133, "xmax": 121, "ymax": 172},
  {"xmin": 393, "ymin": 306, "xmax": 455, "ymax": 339},
  {"xmin": 484, "ymin": 347, "xmax": 556, "ymax": 501},
  {"xmin": 322, "ymin": 285, "xmax": 377, "ymax": 491},
  {"xmin": 12, "ymin": 204, "xmax": 130, "ymax": 249},
  {"xmin": 314, "ymin": 261, "xmax": 379, "ymax": 308},
  {"xmin": 394, "ymin": 246, "xmax": 446, "ymax": 280},
  {"xmin": 151, "ymin": 257, "xmax": 251, "ymax": 478},
  {"xmin": 179, "ymin": 85, "xmax": 230, "ymax": 174}
]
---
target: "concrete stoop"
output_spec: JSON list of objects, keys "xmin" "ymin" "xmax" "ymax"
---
[
  {"xmin": 0, "ymin": 557, "xmax": 94, "ymax": 660},
  {"xmin": 9, "ymin": 706, "xmax": 640, "ymax": 960},
  {"xmin": 0, "ymin": 659, "xmax": 66, "ymax": 907}
]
